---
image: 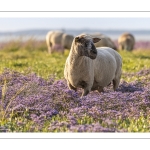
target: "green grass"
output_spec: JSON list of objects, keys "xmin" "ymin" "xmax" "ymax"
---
[
  {"xmin": 0, "ymin": 40, "xmax": 69, "ymax": 79},
  {"xmin": 120, "ymin": 50, "xmax": 150, "ymax": 73},
  {"xmin": 0, "ymin": 40, "xmax": 150, "ymax": 80}
]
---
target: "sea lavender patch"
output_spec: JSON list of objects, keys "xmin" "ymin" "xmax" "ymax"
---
[{"xmin": 0, "ymin": 68, "xmax": 150, "ymax": 132}]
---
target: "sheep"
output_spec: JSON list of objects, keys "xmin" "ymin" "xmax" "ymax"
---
[
  {"xmin": 62, "ymin": 33, "xmax": 74, "ymax": 50},
  {"xmin": 46, "ymin": 31, "xmax": 74, "ymax": 54},
  {"xmin": 46, "ymin": 31, "xmax": 64, "ymax": 54},
  {"xmin": 64, "ymin": 34, "xmax": 122, "ymax": 97},
  {"xmin": 89, "ymin": 33, "xmax": 117, "ymax": 50},
  {"xmin": 118, "ymin": 32, "xmax": 135, "ymax": 51}
]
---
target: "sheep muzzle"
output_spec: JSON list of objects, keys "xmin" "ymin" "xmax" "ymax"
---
[{"xmin": 89, "ymin": 43, "xmax": 97, "ymax": 59}]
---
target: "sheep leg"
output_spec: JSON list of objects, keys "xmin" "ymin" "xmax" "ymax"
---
[
  {"xmin": 97, "ymin": 86, "xmax": 104, "ymax": 93},
  {"xmin": 82, "ymin": 84, "xmax": 92, "ymax": 97},
  {"xmin": 82, "ymin": 88, "xmax": 90, "ymax": 97},
  {"xmin": 113, "ymin": 79, "xmax": 120, "ymax": 91},
  {"xmin": 48, "ymin": 42, "xmax": 52, "ymax": 54},
  {"xmin": 68, "ymin": 82, "xmax": 77, "ymax": 91},
  {"xmin": 48, "ymin": 47, "xmax": 51, "ymax": 54},
  {"xmin": 119, "ymin": 44, "xmax": 124, "ymax": 50}
]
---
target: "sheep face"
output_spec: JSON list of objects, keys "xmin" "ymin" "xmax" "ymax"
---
[{"xmin": 74, "ymin": 35, "xmax": 101, "ymax": 59}]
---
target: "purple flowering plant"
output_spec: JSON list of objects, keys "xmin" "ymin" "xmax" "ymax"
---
[
  {"xmin": 0, "ymin": 68, "xmax": 149, "ymax": 132},
  {"xmin": 0, "ymin": 39, "xmax": 150, "ymax": 132}
]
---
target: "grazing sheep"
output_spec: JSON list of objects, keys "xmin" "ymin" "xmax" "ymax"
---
[
  {"xmin": 64, "ymin": 34, "xmax": 122, "ymax": 97},
  {"xmin": 62, "ymin": 33, "xmax": 74, "ymax": 50},
  {"xmin": 118, "ymin": 33, "xmax": 135, "ymax": 51},
  {"xmin": 46, "ymin": 31, "xmax": 74, "ymax": 54},
  {"xmin": 90, "ymin": 33, "xmax": 117, "ymax": 50}
]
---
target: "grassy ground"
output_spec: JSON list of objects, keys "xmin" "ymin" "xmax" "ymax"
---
[
  {"xmin": 0, "ymin": 39, "xmax": 150, "ymax": 80},
  {"xmin": 0, "ymin": 39, "xmax": 150, "ymax": 132},
  {"xmin": 0, "ymin": 40, "xmax": 67, "ymax": 79}
]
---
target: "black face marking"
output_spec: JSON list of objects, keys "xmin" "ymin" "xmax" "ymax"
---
[
  {"xmin": 91, "ymin": 43, "xmax": 97, "ymax": 54},
  {"xmin": 74, "ymin": 35, "xmax": 98, "ymax": 59},
  {"xmin": 89, "ymin": 43, "xmax": 97, "ymax": 59}
]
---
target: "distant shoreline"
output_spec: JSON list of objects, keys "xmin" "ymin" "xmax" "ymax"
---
[
  {"xmin": 0, "ymin": 29, "xmax": 150, "ymax": 42},
  {"xmin": 0, "ymin": 35, "xmax": 150, "ymax": 42}
]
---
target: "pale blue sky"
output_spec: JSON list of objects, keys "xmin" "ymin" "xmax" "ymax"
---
[{"xmin": 0, "ymin": 18, "xmax": 150, "ymax": 32}]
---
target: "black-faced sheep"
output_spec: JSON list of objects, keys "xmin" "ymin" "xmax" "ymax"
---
[
  {"xmin": 118, "ymin": 33, "xmax": 135, "ymax": 51},
  {"xmin": 46, "ymin": 31, "xmax": 74, "ymax": 54},
  {"xmin": 64, "ymin": 34, "xmax": 122, "ymax": 97}
]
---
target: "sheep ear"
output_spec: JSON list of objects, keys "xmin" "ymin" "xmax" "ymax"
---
[
  {"xmin": 93, "ymin": 38, "xmax": 101, "ymax": 43},
  {"xmin": 75, "ymin": 36, "xmax": 80, "ymax": 42}
]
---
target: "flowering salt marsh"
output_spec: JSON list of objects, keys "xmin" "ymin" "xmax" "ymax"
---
[{"xmin": 0, "ymin": 39, "xmax": 150, "ymax": 132}]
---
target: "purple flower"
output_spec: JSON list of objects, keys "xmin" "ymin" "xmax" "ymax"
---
[{"xmin": 0, "ymin": 68, "xmax": 150, "ymax": 132}]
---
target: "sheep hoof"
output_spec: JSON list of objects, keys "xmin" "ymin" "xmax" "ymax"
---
[
  {"xmin": 113, "ymin": 79, "xmax": 120, "ymax": 91},
  {"xmin": 68, "ymin": 83, "xmax": 77, "ymax": 91},
  {"xmin": 98, "ymin": 87, "xmax": 104, "ymax": 93},
  {"xmin": 81, "ymin": 90, "xmax": 90, "ymax": 97}
]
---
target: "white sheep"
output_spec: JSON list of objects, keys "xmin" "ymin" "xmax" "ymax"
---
[
  {"xmin": 46, "ymin": 31, "xmax": 74, "ymax": 54},
  {"xmin": 118, "ymin": 32, "xmax": 135, "ymax": 51},
  {"xmin": 64, "ymin": 34, "xmax": 122, "ymax": 97}
]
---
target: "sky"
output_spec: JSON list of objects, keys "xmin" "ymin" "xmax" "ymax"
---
[{"xmin": 1, "ymin": 18, "xmax": 150, "ymax": 32}]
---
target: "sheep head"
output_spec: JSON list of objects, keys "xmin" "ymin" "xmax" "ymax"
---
[{"xmin": 73, "ymin": 34, "xmax": 101, "ymax": 59}]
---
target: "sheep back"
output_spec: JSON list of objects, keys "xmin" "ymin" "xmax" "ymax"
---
[
  {"xmin": 91, "ymin": 33, "xmax": 117, "ymax": 50},
  {"xmin": 50, "ymin": 31, "xmax": 64, "ymax": 46}
]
